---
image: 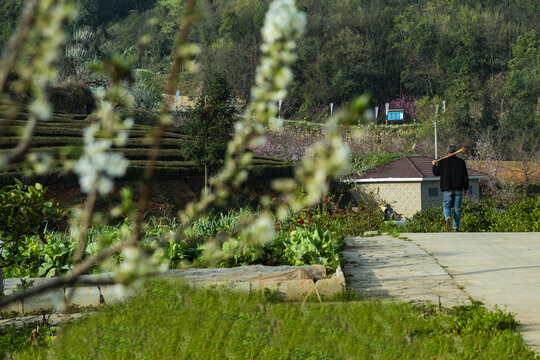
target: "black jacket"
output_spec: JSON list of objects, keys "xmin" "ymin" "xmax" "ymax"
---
[{"xmin": 432, "ymin": 155, "xmax": 469, "ymax": 191}]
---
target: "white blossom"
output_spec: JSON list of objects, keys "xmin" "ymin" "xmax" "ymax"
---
[
  {"xmin": 74, "ymin": 122, "xmax": 129, "ymax": 195},
  {"xmin": 29, "ymin": 99, "xmax": 52, "ymax": 121}
]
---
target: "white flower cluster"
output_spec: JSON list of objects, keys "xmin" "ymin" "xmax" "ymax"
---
[
  {"xmin": 73, "ymin": 119, "xmax": 131, "ymax": 195},
  {"xmin": 22, "ymin": 0, "xmax": 76, "ymax": 121},
  {"xmin": 115, "ymin": 246, "xmax": 169, "ymax": 283},
  {"xmin": 215, "ymin": 0, "xmax": 306, "ymax": 191},
  {"xmin": 247, "ymin": 213, "xmax": 276, "ymax": 244},
  {"xmin": 27, "ymin": 152, "xmax": 53, "ymax": 174},
  {"xmin": 273, "ymin": 120, "xmax": 351, "ymax": 217},
  {"xmin": 250, "ymin": 0, "xmax": 306, "ymax": 130}
]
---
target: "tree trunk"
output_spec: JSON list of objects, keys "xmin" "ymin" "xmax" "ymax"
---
[
  {"xmin": 0, "ymin": 267, "xmax": 4, "ymax": 296},
  {"xmin": 204, "ymin": 165, "xmax": 208, "ymax": 193}
]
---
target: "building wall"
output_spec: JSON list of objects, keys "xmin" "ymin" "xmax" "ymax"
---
[
  {"xmin": 357, "ymin": 182, "xmax": 422, "ymax": 218},
  {"xmin": 420, "ymin": 179, "xmax": 480, "ymax": 212},
  {"xmin": 357, "ymin": 179, "xmax": 481, "ymax": 218}
]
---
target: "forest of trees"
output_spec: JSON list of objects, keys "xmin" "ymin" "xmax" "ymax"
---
[{"xmin": 1, "ymin": 0, "xmax": 539, "ymax": 157}]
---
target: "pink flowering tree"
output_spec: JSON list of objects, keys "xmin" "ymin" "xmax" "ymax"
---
[{"xmin": 389, "ymin": 95, "xmax": 418, "ymax": 121}]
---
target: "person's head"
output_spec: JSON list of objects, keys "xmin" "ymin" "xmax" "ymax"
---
[{"xmin": 447, "ymin": 143, "xmax": 458, "ymax": 154}]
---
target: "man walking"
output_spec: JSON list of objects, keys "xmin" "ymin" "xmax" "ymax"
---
[{"xmin": 432, "ymin": 144, "xmax": 469, "ymax": 231}]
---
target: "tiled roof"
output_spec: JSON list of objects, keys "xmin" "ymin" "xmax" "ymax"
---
[{"xmin": 351, "ymin": 156, "xmax": 486, "ymax": 180}]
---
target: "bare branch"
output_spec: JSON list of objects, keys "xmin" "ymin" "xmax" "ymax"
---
[
  {"xmin": 134, "ymin": 0, "xmax": 197, "ymax": 240},
  {"xmin": 0, "ymin": 115, "xmax": 37, "ymax": 168},
  {"xmin": 0, "ymin": 0, "xmax": 39, "ymax": 94},
  {"xmin": 73, "ymin": 188, "xmax": 98, "ymax": 265}
]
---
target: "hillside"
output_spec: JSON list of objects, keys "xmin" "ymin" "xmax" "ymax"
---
[{"xmin": 0, "ymin": 103, "xmax": 292, "ymax": 211}]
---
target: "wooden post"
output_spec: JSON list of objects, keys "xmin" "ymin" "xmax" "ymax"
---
[
  {"xmin": 258, "ymin": 272, "xmax": 264, "ymax": 297},
  {"xmin": 302, "ymin": 280, "xmax": 323, "ymax": 305}
]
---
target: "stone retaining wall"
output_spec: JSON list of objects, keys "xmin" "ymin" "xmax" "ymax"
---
[{"xmin": 1, "ymin": 265, "xmax": 345, "ymax": 316}]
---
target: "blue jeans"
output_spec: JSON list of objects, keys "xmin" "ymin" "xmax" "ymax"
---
[{"xmin": 443, "ymin": 190, "xmax": 463, "ymax": 230}]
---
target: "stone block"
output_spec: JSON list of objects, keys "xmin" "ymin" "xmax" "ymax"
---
[
  {"xmin": 0, "ymin": 299, "xmax": 23, "ymax": 314},
  {"xmin": 250, "ymin": 280, "xmax": 279, "ymax": 293},
  {"xmin": 99, "ymin": 284, "xmax": 132, "ymax": 305},
  {"xmin": 65, "ymin": 286, "xmax": 100, "ymax": 307},
  {"xmin": 23, "ymin": 288, "xmax": 65, "ymax": 314},
  {"xmin": 226, "ymin": 281, "xmax": 251, "ymax": 293},
  {"xmin": 277, "ymin": 280, "xmax": 314, "ymax": 300},
  {"xmin": 3, "ymin": 278, "xmax": 22, "ymax": 296},
  {"xmin": 316, "ymin": 277, "xmax": 343, "ymax": 298}
]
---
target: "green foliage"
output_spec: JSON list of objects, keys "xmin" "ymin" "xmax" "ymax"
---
[
  {"xmin": 503, "ymin": 30, "xmax": 540, "ymax": 145},
  {"xmin": 404, "ymin": 197, "xmax": 540, "ymax": 233},
  {"xmin": 179, "ymin": 73, "xmax": 236, "ymax": 184},
  {"xmin": 280, "ymin": 225, "xmax": 339, "ymax": 267},
  {"xmin": 0, "ymin": 180, "xmax": 63, "ymax": 269},
  {"xmin": 128, "ymin": 69, "xmax": 163, "ymax": 112},
  {"xmin": 0, "ymin": 0, "xmax": 25, "ymax": 52},
  {"xmin": 0, "ymin": 323, "xmax": 55, "ymax": 359},
  {"xmin": 3, "ymin": 231, "xmax": 74, "ymax": 278},
  {"xmin": 4, "ymin": 0, "xmax": 538, "ymax": 159},
  {"xmin": 14, "ymin": 280, "xmax": 538, "ymax": 359},
  {"xmin": 404, "ymin": 205, "xmax": 446, "ymax": 233},
  {"xmin": 493, "ymin": 196, "xmax": 540, "ymax": 232},
  {"xmin": 456, "ymin": 199, "xmax": 496, "ymax": 232},
  {"xmin": 447, "ymin": 303, "xmax": 520, "ymax": 335}
]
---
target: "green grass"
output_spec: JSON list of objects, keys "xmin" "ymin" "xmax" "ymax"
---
[
  {"xmin": 12, "ymin": 280, "xmax": 539, "ymax": 359},
  {"xmin": 0, "ymin": 323, "xmax": 56, "ymax": 359}
]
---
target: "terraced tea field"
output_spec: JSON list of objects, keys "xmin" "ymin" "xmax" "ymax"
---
[
  {"xmin": 0, "ymin": 102, "xmax": 292, "ymax": 210},
  {"xmin": 0, "ymin": 104, "xmax": 290, "ymax": 183}
]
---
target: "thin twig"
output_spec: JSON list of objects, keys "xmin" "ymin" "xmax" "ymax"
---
[
  {"xmin": 134, "ymin": 0, "xmax": 197, "ymax": 240},
  {"xmin": 0, "ymin": 0, "xmax": 39, "ymax": 94},
  {"xmin": 0, "ymin": 114, "xmax": 37, "ymax": 168},
  {"xmin": 73, "ymin": 188, "xmax": 97, "ymax": 264}
]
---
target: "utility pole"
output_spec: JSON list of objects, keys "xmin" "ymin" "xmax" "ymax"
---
[{"xmin": 434, "ymin": 104, "xmax": 439, "ymax": 159}]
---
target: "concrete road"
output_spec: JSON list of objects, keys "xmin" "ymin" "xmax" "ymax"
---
[
  {"xmin": 342, "ymin": 236, "xmax": 471, "ymax": 307},
  {"xmin": 404, "ymin": 232, "xmax": 540, "ymax": 352}
]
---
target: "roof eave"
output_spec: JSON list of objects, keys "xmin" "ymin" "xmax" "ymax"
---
[{"xmin": 344, "ymin": 175, "xmax": 486, "ymax": 183}]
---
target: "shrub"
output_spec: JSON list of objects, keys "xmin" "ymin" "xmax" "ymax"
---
[
  {"xmin": 0, "ymin": 180, "xmax": 63, "ymax": 272},
  {"xmin": 405, "ymin": 198, "xmax": 497, "ymax": 232},
  {"xmin": 49, "ymin": 79, "xmax": 95, "ymax": 114},
  {"xmin": 404, "ymin": 205, "xmax": 446, "ymax": 232},
  {"xmin": 493, "ymin": 196, "xmax": 540, "ymax": 232},
  {"xmin": 404, "ymin": 196, "xmax": 540, "ymax": 232},
  {"xmin": 128, "ymin": 69, "xmax": 163, "ymax": 112},
  {"xmin": 458, "ymin": 199, "xmax": 498, "ymax": 232},
  {"xmin": 3, "ymin": 231, "xmax": 74, "ymax": 278}
]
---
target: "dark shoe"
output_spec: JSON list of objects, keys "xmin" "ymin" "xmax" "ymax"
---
[
  {"xmin": 453, "ymin": 229, "xmax": 459, "ymax": 232},
  {"xmin": 446, "ymin": 217, "xmax": 452, "ymax": 231}
]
